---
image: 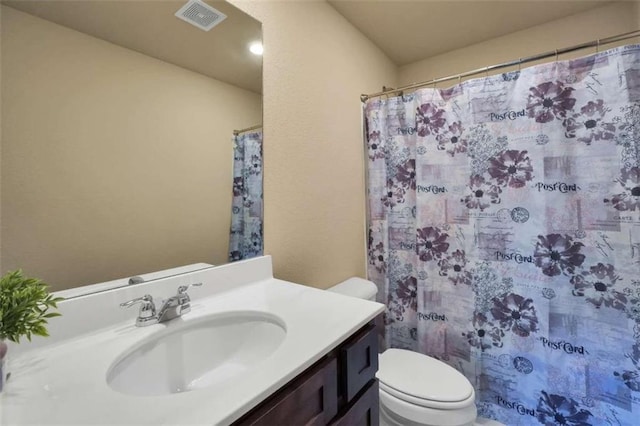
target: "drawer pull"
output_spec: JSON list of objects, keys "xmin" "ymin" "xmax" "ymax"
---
[{"xmin": 358, "ymin": 347, "xmax": 371, "ymax": 374}]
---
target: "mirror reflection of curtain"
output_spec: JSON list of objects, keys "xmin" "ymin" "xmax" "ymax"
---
[{"xmin": 229, "ymin": 130, "xmax": 263, "ymax": 261}]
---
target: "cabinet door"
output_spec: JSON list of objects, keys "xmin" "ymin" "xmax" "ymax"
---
[
  {"xmin": 235, "ymin": 356, "xmax": 338, "ymax": 426},
  {"xmin": 340, "ymin": 324, "xmax": 378, "ymax": 403},
  {"xmin": 329, "ymin": 380, "xmax": 379, "ymax": 426}
]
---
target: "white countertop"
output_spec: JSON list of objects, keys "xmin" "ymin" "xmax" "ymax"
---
[{"xmin": 0, "ymin": 257, "xmax": 384, "ymax": 425}]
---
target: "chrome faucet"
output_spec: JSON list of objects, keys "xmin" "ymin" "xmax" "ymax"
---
[
  {"xmin": 120, "ymin": 294, "xmax": 157, "ymax": 327},
  {"xmin": 156, "ymin": 283, "xmax": 202, "ymax": 322},
  {"xmin": 120, "ymin": 283, "xmax": 202, "ymax": 327}
]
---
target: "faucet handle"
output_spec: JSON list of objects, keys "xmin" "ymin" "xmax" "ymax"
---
[
  {"xmin": 175, "ymin": 283, "xmax": 202, "ymax": 316},
  {"xmin": 120, "ymin": 294, "xmax": 157, "ymax": 327},
  {"xmin": 177, "ymin": 282, "xmax": 202, "ymax": 294}
]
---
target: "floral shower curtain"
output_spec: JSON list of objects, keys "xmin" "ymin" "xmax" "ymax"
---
[
  {"xmin": 365, "ymin": 45, "xmax": 640, "ymax": 425},
  {"xmin": 229, "ymin": 130, "xmax": 263, "ymax": 261}
]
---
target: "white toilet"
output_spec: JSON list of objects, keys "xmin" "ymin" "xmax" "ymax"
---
[{"xmin": 327, "ymin": 278, "xmax": 479, "ymax": 426}]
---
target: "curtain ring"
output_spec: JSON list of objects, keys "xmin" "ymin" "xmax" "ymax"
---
[
  {"xmin": 518, "ymin": 58, "xmax": 522, "ymax": 72},
  {"xmin": 485, "ymin": 66, "xmax": 489, "ymax": 78},
  {"xmin": 596, "ymin": 39, "xmax": 600, "ymax": 53},
  {"xmin": 555, "ymin": 49, "xmax": 559, "ymax": 62},
  {"xmin": 458, "ymin": 74, "xmax": 462, "ymax": 85}
]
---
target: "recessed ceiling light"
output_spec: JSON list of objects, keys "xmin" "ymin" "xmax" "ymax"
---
[{"xmin": 249, "ymin": 42, "xmax": 263, "ymax": 56}]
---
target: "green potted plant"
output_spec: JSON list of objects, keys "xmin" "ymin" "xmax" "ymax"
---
[{"xmin": 0, "ymin": 270, "xmax": 63, "ymax": 392}]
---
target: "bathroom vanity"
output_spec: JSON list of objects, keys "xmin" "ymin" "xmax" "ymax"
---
[
  {"xmin": 0, "ymin": 256, "xmax": 384, "ymax": 425},
  {"xmin": 233, "ymin": 322, "xmax": 380, "ymax": 425}
]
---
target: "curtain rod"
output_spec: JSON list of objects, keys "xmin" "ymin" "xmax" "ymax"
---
[
  {"xmin": 360, "ymin": 29, "xmax": 640, "ymax": 102},
  {"xmin": 233, "ymin": 124, "xmax": 262, "ymax": 135}
]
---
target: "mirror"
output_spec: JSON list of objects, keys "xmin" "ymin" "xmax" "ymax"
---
[{"xmin": 0, "ymin": 0, "xmax": 262, "ymax": 295}]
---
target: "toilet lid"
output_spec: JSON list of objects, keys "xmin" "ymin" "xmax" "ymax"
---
[{"xmin": 377, "ymin": 349, "xmax": 474, "ymax": 403}]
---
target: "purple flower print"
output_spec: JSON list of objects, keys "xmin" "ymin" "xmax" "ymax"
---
[
  {"xmin": 367, "ymin": 130, "xmax": 385, "ymax": 160},
  {"xmin": 242, "ymin": 193, "xmax": 255, "ymax": 208},
  {"xmin": 395, "ymin": 159, "xmax": 416, "ymax": 190},
  {"xmin": 416, "ymin": 227, "xmax": 449, "ymax": 261},
  {"xmin": 616, "ymin": 103, "xmax": 639, "ymax": 152},
  {"xmin": 416, "ymin": 103, "xmax": 446, "ymax": 137},
  {"xmin": 626, "ymin": 292, "xmax": 640, "ymax": 324},
  {"xmin": 368, "ymin": 241, "xmax": 386, "ymax": 274},
  {"xmin": 436, "ymin": 121, "xmax": 468, "ymax": 157},
  {"xmin": 526, "ymin": 81, "xmax": 576, "ymax": 123},
  {"xmin": 248, "ymin": 154, "xmax": 262, "ymax": 175},
  {"xmin": 232, "ymin": 177, "xmax": 244, "ymax": 196},
  {"xmin": 395, "ymin": 276, "xmax": 417, "ymax": 312},
  {"xmin": 626, "ymin": 284, "xmax": 640, "ymax": 323},
  {"xmin": 614, "ymin": 344, "xmax": 640, "ymax": 392},
  {"xmin": 438, "ymin": 249, "xmax": 471, "ymax": 285},
  {"xmin": 536, "ymin": 391, "xmax": 593, "ymax": 426},
  {"xmin": 604, "ymin": 167, "xmax": 640, "ymax": 211},
  {"xmin": 229, "ymin": 250, "xmax": 243, "ymax": 261},
  {"xmin": 491, "ymin": 293, "xmax": 539, "ymax": 337},
  {"xmin": 462, "ymin": 312, "xmax": 504, "ymax": 351},
  {"xmin": 461, "ymin": 175, "xmax": 502, "ymax": 211},
  {"xmin": 614, "ymin": 370, "xmax": 640, "ymax": 392},
  {"xmin": 386, "ymin": 281, "xmax": 417, "ymax": 322},
  {"xmin": 382, "ymin": 179, "xmax": 406, "ymax": 209},
  {"xmin": 627, "ymin": 343, "xmax": 640, "ymax": 370},
  {"xmin": 563, "ymin": 100, "xmax": 616, "ymax": 145},
  {"xmin": 533, "ymin": 234, "xmax": 585, "ymax": 277},
  {"xmin": 570, "ymin": 263, "xmax": 626, "ymax": 310},
  {"xmin": 386, "ymin": 297, "xmax": 405, "ymax": 322},
  {"xmin": 438, "ymin": 86, "xmax": 463, "ymax": 101},
  {"xmin": 488, "ymin": 150, "xmax": 534, "ymax": 188}
]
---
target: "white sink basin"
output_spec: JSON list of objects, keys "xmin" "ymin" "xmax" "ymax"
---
[{"xmin": 106, "ymin": 311, "xmax": 286, "ymax": 396}]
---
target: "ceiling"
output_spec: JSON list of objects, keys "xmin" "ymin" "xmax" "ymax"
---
[
  {"xmin": 3, "ymin": 0, "xmax": 624, "ymax": 89},
  {"xmin": 328, "ymin": 0, "xmax": 616, "ymax": 66},
  {"xmin": 1, "ymin": 0, "xmax": 262, "ymax": 93}
]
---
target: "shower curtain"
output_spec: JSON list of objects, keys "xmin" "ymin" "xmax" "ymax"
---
[
  {"xmin": 365, "ymin": 44, "xmax": 640, "ymax": 425},
  {"xmin": 229, "ymin": 129, "xmax": 263, "ymax": 261}
]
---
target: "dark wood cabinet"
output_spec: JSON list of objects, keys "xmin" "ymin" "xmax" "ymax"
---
[
  {"xmin": 235, "ymin": 356, "xmax": 338, "ymax": 426},
  {"xmin": 329, "ymin": 381, "xmax": 378, "ymax": 426},
  {"xmin": 233, "ymin": 321, "xmax": 380, "ymax": 426},
  {"xmin": 339, "ymin": 323, "xmax": 378, "ymax": 405}
]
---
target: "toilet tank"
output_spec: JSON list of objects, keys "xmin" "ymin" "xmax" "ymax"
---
[{"xmin": 327, "ymin": 277, "xmax": 378, "ymax": 301}]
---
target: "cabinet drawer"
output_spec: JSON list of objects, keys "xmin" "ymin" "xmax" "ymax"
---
[
  {"xmin": 234, "ymin": 356, "xmax": 338, "ymax": 426},
  {"xmin": 340, "ymin": 324, "xmax": 378, "ymax": 403},
  {"xmin": 330, "ymin": 380, "xmax": 379, "ymax": 426}
]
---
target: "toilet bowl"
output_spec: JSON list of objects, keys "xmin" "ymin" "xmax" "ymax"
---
[
  {"xmin": 377, "ymin": 348, "xmax": 477, "ymax": 426},
  {"xmin": 327, "ymin": 278, "xmax": 478, "ymax": 426}
]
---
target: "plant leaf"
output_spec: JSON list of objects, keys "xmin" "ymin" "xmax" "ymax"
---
[{"xmin": 0, "ymin": 270, "xmax": 62, "ymax": 342}]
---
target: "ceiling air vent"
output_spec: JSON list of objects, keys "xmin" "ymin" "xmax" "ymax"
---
[{"xmin": 175, "ymin": 0, "xmax": 227, "ymax": 32}]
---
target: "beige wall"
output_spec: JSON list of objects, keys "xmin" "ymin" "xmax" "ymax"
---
[
  {"xmin": 229, "ymin": 0, "xmax": 638, "ymax": 290},
  {"xmin": 229, "ymin": 0, "xmax": 397, "ymax": 289},
  {"xmin": 400, "ymin": 2, "xmax": 640, "ymax": 87},
  {"xmin": 7, "ymin": 0, "xmax": 629, "ymax": 292},
  {"xmin": 1, "ymin": 6, "xmax": 262, "ymax": 291}
]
